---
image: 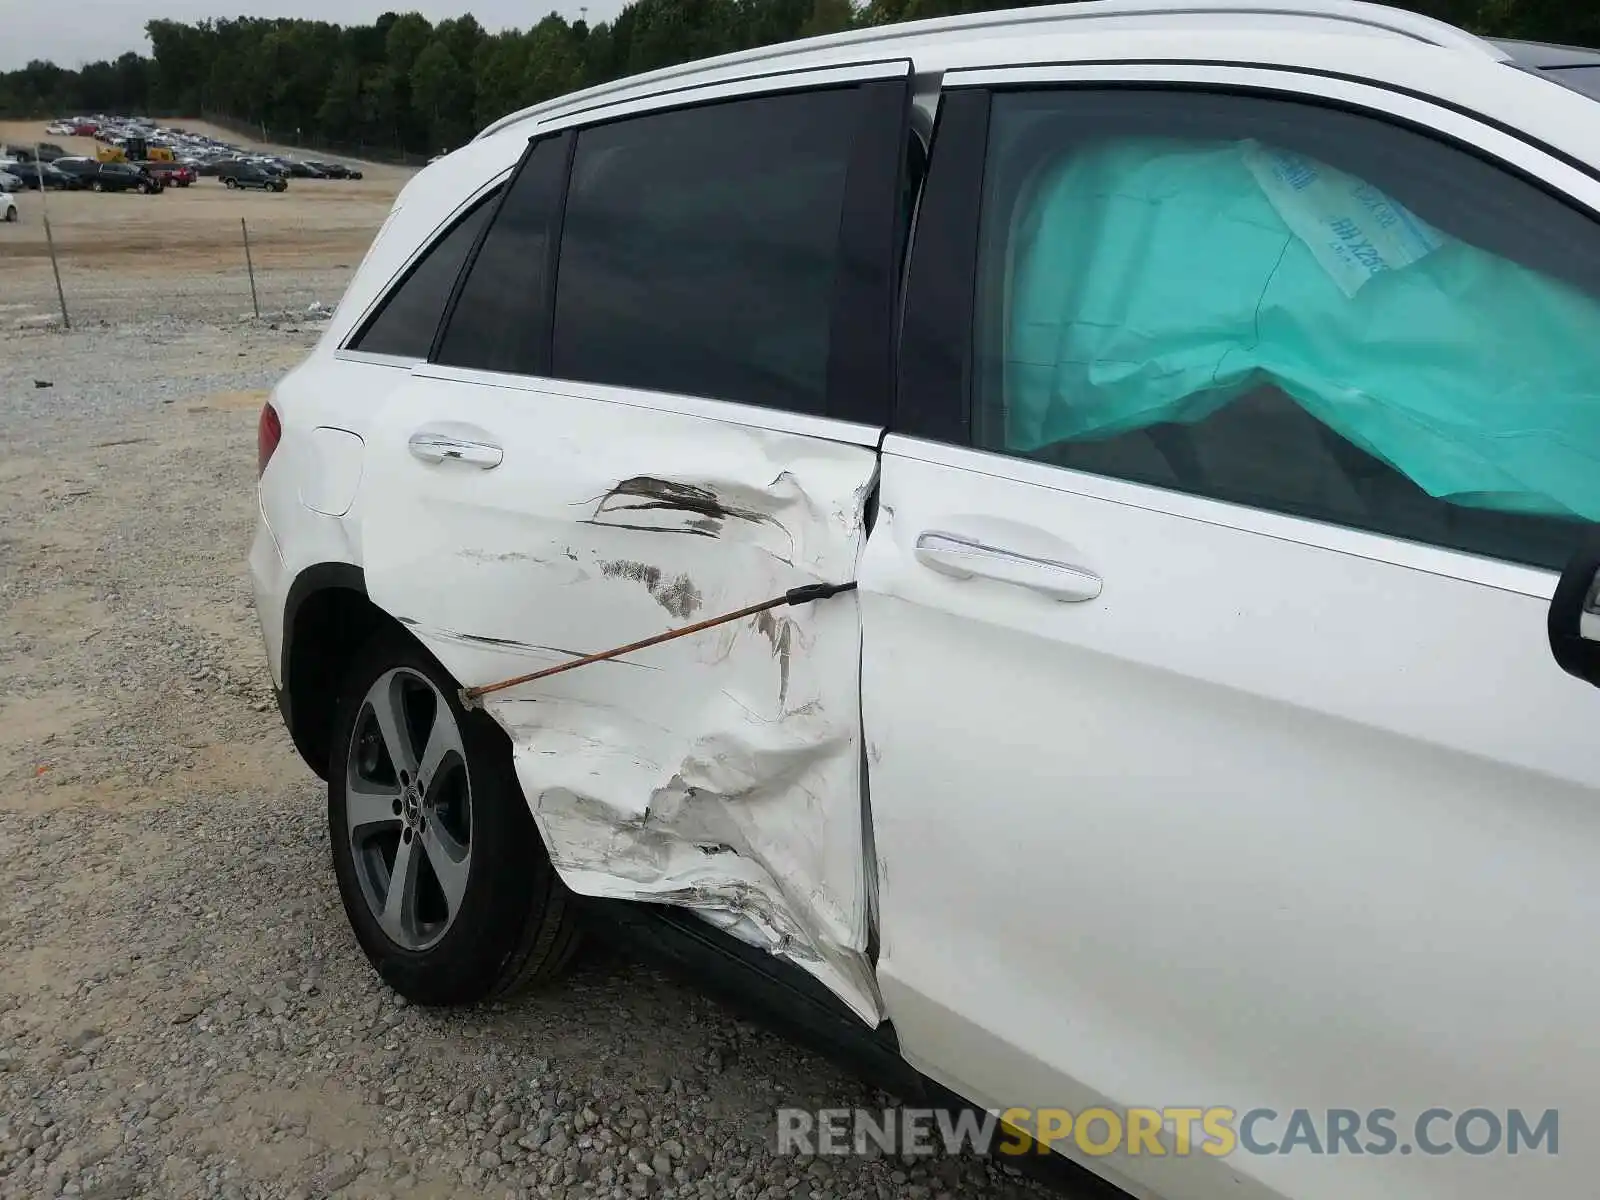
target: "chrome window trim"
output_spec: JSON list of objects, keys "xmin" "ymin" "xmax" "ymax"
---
[{"xmin": 413, "ymin": 362, "xmax": 884, "ymax": 447}]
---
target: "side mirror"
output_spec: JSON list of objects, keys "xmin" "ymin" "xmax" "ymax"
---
[{"xmin": 1548, "ymin": 534, "xmax": 1600, "ymax": 686}]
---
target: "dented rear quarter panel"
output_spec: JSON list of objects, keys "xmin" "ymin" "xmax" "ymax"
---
[{"xmin": 359, "ymin": 369, "xmax": 885, "ymax": 1022}]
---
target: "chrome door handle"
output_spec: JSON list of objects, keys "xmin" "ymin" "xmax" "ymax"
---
[
  {"xmin": 408, "ymin": 431, "xmax": 503, "ymax": 469},
  {"xmin": 914, "ymin": 531, "xmax": 1102, "ymax": 602}
]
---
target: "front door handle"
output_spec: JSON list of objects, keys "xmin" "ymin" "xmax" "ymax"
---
[
  {"xmin": 408, "ymin": 430, "xmax": 503, "ymax": 469},
  {"xmin": 914, "ymin": 531, "xmax": 1102, "ymax": 602}
]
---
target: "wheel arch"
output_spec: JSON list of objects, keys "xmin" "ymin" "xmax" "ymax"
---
[
  {"xmin": 279, "ymin": 560, "xmax": 541, "ymax": 811},
  {"xmin": 281, "ymin": 563, "xmax": 413, "ymax": 780}
]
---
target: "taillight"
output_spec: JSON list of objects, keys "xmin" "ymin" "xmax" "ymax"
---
[{"xmin": 257, "ymin": 402, "xmax": 282, "ymax": 477}]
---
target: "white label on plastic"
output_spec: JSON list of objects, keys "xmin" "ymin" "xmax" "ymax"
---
[{"xmin": 1244, "ymin": 142, "xmax": 1444, "ymax": 298}]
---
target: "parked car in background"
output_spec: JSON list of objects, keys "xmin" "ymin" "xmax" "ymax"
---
[
  {"xmin": 43, "ymin": 113, "xmax": 352, "ymax": 185},
  {"xmin": 85, "ymin": 161, "xmax": 164, "ymax": 194},
  {"xmin": 305, "ymin": 159, "xmax": 363, "ymax": 180},
  {"xmin": 12, "ymin": 143, "xmax": 69, "ymax": 163},
  {"xmin": 143, "ymin": 161, "xmax": 195, "ymax": 187},
  {"xmin": 0, "ymin": 161, "xmax": 81, "ymax": 190},
  {"xmin": 51, "ymin": 156, "xmax": 100, "ymax": 185},
  {"xmin": 255, "ymin": 5, "xmax": 1600, "ymax": 1200},
  {"xmin": 1, "ymin": 144, "xmax": 64, "ymax": 162},
  {"xmin": 0, "ymin": 169, "xmax": 22, "ymax": 194},
  {"xmin": 43, "ymin": 162, "xmax": 82, "ymax": 190},
  {"xmin": 222, "ymin": 163, "xmax": 287, "ymax": 192}
]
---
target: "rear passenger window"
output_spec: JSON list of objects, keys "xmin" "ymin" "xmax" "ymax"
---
[
  {"xmin": 551, "ymin": 88, "xmax": 860, "ymax": 415},
  {"xmin": 349, "ymin": 186, "xmax": 501, "ymax": 359},
  {"xmin": 435, "ymin": 134, "xmax": 570, "ymax": 375},
  {"xmin": 971, "ymin": 89, "xmax": 1600, "ymax": 570}
]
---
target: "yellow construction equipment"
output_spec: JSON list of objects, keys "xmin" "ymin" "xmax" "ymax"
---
[{"xmin": 95, "ymin": 139, "xmax": 173, "ymax": 163}]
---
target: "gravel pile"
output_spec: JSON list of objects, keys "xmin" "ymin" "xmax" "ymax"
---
[{"xmin": 0, "ymin": 314, "xmax": 1059, "ymax": 1200}]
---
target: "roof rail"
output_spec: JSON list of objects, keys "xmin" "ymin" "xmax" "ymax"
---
[{"xmin": 477, "ymin": 0, "xmax": 1505, "ymax": 140}]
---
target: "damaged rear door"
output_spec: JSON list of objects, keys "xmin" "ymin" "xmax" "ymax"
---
[{"xmin": 360, "ymin": 62, "xmax": 914, "ymax": 1023}]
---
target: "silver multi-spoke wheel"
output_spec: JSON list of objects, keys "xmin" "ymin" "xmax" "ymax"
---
[
  {"xmin": 346, "ymin": 667, "xmax": 472, "ymax": 951},
  {"xmin": 329, "ymin": 630, "xmax": 582, "ymax": 1004}
]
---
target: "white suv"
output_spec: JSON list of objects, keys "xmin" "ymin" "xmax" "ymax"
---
[{"xmin": 251, "ymin": 3, "xmax": 1600, "ymax": 1196}]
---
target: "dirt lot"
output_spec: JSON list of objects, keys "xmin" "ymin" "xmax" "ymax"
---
[
  {"xmin": 0, "ymin": 120, "xmax": 409, "ymax": 326},
  {"xmin": 0, "ymin": 124, "xmax": 1056, "ymax": 1200}
]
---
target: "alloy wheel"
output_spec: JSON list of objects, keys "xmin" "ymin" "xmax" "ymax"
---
[{"xmin": 345, "ymin": 668, "xmax": 473, "ymax": 951}]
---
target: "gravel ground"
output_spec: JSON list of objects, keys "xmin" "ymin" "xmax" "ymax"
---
[
  {"xmin": 0, "ymin": 311, "xmax": 1060, "ymax": 1200},
  {"xmin": 2, "ymin": 262, "xmax": 360, "ymax": 330}
]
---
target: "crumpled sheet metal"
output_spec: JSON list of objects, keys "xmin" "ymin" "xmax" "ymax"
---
[{"xmin": 474, "ymin": 429, "xmax": 883, "ymax": 1024}]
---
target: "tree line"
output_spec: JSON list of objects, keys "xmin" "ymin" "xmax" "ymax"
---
[{"xmin": 1, "ymin": 0, "xmax": 1595, "ymax": 158}]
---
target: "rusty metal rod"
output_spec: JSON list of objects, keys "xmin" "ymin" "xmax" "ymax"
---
[{"xmin": 459, "ymin": 580, "xmax": 857, "ymax": 708}]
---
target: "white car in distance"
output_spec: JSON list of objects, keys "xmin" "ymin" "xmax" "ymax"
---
[{"xmin": 250, "ymin": 3, "xmax": 1600, "ymax": 1199}]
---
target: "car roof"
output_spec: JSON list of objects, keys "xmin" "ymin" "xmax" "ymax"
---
[
  {"xmin": 478, "ymin": 0, "xmax": 1508, "ymax": 139},
  {"xmin": 334, "ymin": 0, "xmax": 1600, "ymax": 363},
  {"xmin": 1492, "ymin": 38, "xmax": 1600, "ymax": 70},
  {"xmin": 1493, "ymin": 36, "xmax": 1600, "ymax": 101}
]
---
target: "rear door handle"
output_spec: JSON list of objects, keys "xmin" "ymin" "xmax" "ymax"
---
[
  {"xmin": 914, "ymin": 531, "xmax": 1102, "ymax": 602},
  {"xmin": 408, "ymin": 430, "xmax": 503, "ymax": 469}
]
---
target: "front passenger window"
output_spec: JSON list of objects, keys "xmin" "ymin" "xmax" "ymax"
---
[{"xmin": 971, "ymin": 88, "xmax": 1600, "ymax": 570}]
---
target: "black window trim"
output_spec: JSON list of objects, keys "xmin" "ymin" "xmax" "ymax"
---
[
  {"xmin": 427, "ymin": 129, "xmax": 571, "ymax": 368},
  {"xmin": 936, "ymin": 59, "xmax": 1600, "ymax": 190},
  {"xmin": 540, "ymin": 132, "xmax": 580, "ymax": 374},
  {"xmin": 547, "ymin": 56, "xmax": 914, "ymax": 131},
  {"xmin": 896, "ymin": 76, "xmax": 1600, "ymax": 449},
  {"xmin": 438, "ymin": 69, "xmax": 913, "ymax": 427},
  {"xmin": 339, "ymin": 173, "xmax": 513, "ymax": 357},
  {"xmin": 827, "ymin": 76, "xmax": 915, "ymax": 428}
]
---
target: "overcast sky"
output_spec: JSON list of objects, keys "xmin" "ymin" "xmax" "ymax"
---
[{"xmin": 2, "ymin": 1, "xmax": 629, "ymax": 71}]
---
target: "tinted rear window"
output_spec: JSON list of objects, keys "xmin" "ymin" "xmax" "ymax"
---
[
  {"xmin": 349, "ymin": 188, "xmax": 502, "ymax": 359},
  {"xmin": 550, "ymin": 87, "xmax": 861, "ymax": 414},
  {"xmin": 434, "ymin": 135, "xmax": 569, "ymax": 376}
]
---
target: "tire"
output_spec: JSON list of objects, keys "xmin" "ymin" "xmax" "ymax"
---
[
  {"xmin": 328, "ymin": 627, "xmax": 582, "ymax": 1005},
  {"xmin": 91, "ymin": 180, "xmax": 104, "ymax": 193},
  {"xmin": 2, "ymin": 207, "xmax": 14, "ymax": 223},
  {"xmin": 224, "ymin": 177, "xmax": 236, "ymax": 189}
]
